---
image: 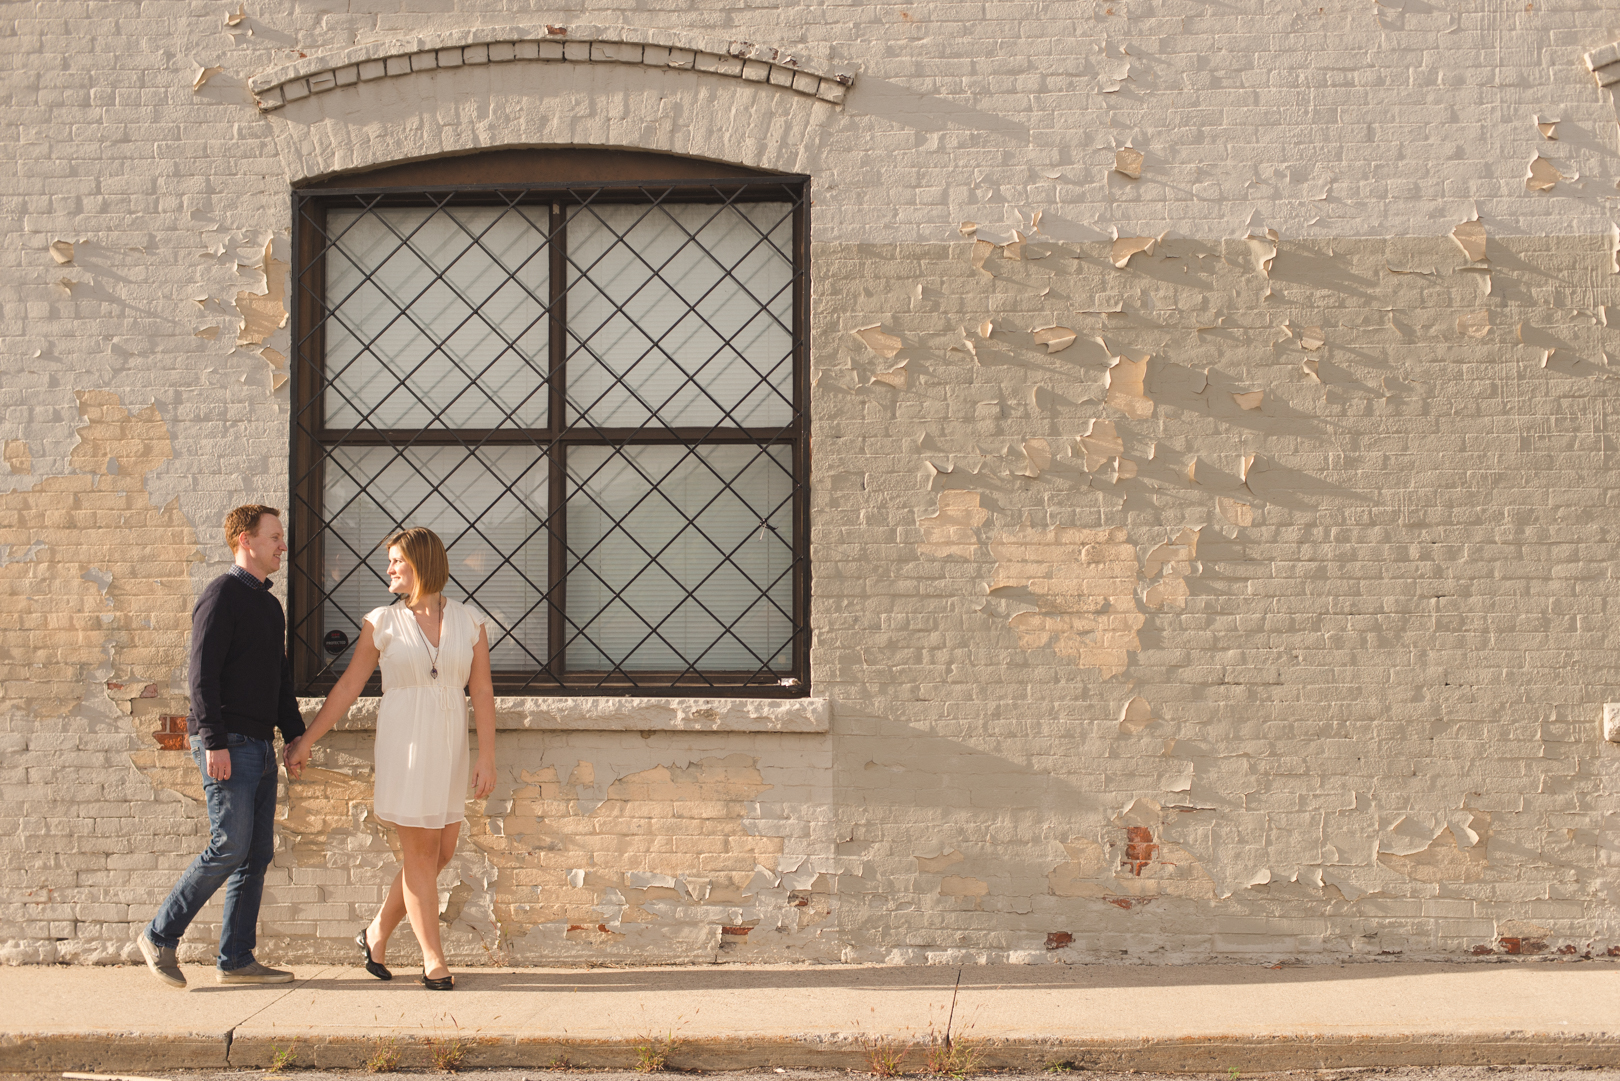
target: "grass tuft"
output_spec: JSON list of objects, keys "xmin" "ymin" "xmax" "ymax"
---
[
  {"xmin": 428, "ymin": 1037, "xmax": 469, "ymax": 1073},
  {"xmin": 633, "ymin": 1032, "xmax": 680, "ymax": 1073},
  {"xmin": 861, "ymin": 1036, "xmax": 911, "ymax": 1078},
  {"xmin": 363, "ymin": 1038, "xmax": 401, "ymax": 1073}
]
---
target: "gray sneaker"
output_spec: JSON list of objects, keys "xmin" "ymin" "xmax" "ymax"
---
[
  {"xmin": 138, "ymin": 931, "xmax": 186, "ymax": 989},
  {"xmin": 216, "ymin": 959, "xmax": 294, "ymax": 984}
]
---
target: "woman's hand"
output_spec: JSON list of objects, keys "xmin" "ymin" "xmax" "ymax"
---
[
  {"xmin": 471, "ymin": 756, "xmax": 497, "ymax": 800},
  {"xmin": 284, "ymin": 736, "xmax": 312, "ymax": 780}
]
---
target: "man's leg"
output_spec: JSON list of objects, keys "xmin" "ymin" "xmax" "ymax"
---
[
  {"xmin": 212, "ymin": 737, "xmax": 293, "ymax": 984},
  {"xmin": 216, "ymin": 736, "xmax": 281, "ymax": 974},
  {"xmin": 142, "ymin": 736, "xmax": 259, "ymax": 986}
]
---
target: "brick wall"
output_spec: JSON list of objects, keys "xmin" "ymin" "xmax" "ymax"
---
[{"xmin": 3, "ymin": 0, "xmax": 1620, "ymax": 965}]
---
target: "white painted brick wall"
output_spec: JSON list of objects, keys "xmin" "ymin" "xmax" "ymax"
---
[{"xmin": 5, "ymin": 0, "xmax": 1620, "ymax": 967}]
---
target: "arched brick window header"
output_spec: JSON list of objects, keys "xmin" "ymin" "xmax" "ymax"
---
[{"xmin": 251, "ymin": 24, "xmax": 855, "ymax": 112}]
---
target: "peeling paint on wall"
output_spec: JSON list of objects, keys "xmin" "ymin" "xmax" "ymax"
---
[
  {"xmin": 989, "ymin": 526, "xmax": 1143, "ymax": 679},
  {"xmin": 0, "ymin": 392, "xmax": 198, "ymax": 725}
]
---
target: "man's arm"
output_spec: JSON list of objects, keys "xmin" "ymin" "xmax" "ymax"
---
[
  {"xmin": 276, "ymin": 649, "xmax": 306, "ymax": 744},
  {"xmin": 189, "ymin": 584, "xmax": 233, "ymax": 752}
]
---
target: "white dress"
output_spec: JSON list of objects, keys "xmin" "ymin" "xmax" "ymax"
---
[{"xmin": 365, "ymin": 598, "xmax": 486, "ymax": 829}]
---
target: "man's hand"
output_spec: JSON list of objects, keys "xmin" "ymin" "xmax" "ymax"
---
[
  {"xmin": 284, "ymin": 736, "xmax": 311, "ymax": 780},
  {"xmin": 205, "ymin": 748, "xmax": 232, "ymax": 781}
]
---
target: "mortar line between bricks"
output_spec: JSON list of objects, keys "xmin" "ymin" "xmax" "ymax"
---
[{"xmin": 224, "ymin": 965, "xmax": 339, "ymax": 1061}]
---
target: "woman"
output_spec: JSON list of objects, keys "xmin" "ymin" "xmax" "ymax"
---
[{"xmin": 285, "ymin": 527, "xmax": 497, "ymax": 990}]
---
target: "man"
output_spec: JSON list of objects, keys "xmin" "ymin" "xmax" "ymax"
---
[{"xmin": 138, "ymin": 504, "xmax": 306, "ymax": 987}]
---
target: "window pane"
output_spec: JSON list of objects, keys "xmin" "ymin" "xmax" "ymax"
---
[
  {"xmin": 321, "ymin": 445, "xmax": 549, "ymax": 673},
  {"xmin": 566, "ymin": 444, "xmax": 794, "ymax": 673},
  {"xmin": 565, "ymin": 202, "xmax": 793, "ymax": 429},
  {"xmin": 324, "ymin": 206, "xmax": 550, "ymax": 429}
]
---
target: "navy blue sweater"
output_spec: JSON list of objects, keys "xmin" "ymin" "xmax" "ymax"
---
[{"xmin": 187, "ymin": 568, "xmax": 306, "ymax": 751}]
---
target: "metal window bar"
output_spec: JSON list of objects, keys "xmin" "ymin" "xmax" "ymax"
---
[{"xmin": 289, "ymin": 178, "xmax": 810, "ymax": 696}]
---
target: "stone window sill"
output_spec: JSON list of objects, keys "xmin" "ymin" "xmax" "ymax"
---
[{"xmin": 295, "ymin": 696, "xmax": 828, "ymax": 733}]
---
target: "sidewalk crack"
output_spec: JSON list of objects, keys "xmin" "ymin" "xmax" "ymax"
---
[{"xmin": 230, "ymin": 966, "xmax": 334, "ymax": 1049}]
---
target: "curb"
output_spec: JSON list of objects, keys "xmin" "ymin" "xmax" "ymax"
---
[{"xmin": 7, "ymin": 1033, "xmax": 1620, "ymax": 1074}]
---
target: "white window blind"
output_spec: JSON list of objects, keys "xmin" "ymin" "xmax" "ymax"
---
[
  {"xmin": 565, "ymin": 444, "xmax": 793, "ymax": 671},
  {"xmin": 565, "ymin": 202, "xmax": 793, "ymax": 429},
  {"xmin": 324, "ymin": 207, "xmax": 550, "ymax": 430}
]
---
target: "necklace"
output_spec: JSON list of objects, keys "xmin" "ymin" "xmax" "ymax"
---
[{"xmin": 419, "ymin": 598, "xmax": 445, "ymax": 680}]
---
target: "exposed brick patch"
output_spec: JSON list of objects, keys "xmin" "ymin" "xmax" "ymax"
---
[
  {"xmin": 1046, "ymin": 932, "xmax": 1073, "ymax": 950},
  {"xmin": 1499, "ymin": 937, "xmax": 1547, "ymax": 955},
  {"xmin": 152, "ymin": 714, "xmax": 187, "ymax": 751},
  {"xmin": 1124, "ymin": 826, "xmax": 1158, "ymax": 876},
  {"xmin": 248, "ymin": 25, "xmax": 855, "ymax": 112}
]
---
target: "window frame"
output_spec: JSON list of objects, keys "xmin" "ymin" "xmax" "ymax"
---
[{"xmin": 288, "ymin": 158, "xmax": 811, "ymax": 698}]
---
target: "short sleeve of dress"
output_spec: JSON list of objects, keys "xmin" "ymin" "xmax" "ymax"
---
[
  {"xmin": 462, "ymin": 603, "xmax": 488, "ymax": 647},
  {"xmin": 365, "ymin": 605, "xmax": 395, "ymax": 654}
]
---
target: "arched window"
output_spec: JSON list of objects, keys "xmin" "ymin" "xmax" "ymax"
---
[{"xmin": 289, "ymin": 150, "xmax": 809, "ymax": 695}]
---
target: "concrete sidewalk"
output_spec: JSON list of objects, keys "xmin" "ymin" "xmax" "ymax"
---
[{"xmin": 5, "ymin": 961, "xmax": 1620, "ymax": 1075}]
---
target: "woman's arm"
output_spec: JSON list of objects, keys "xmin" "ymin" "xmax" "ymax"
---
[
  {"xmin": 284, "ymin": 619, "xmax": 381, "ymax": 779},
  {"xmin": 468, "ymin": 624, "xmax": 497, "ymax": 799}
]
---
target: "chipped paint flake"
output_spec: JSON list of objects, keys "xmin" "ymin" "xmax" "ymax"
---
[
  {"xmin": 1247, "ymin": 228, "xmax": 1279, "ymax": 277},
  {"xmin": 193, "ymin": 65, "xmax": 225, "ymax": 90},
  {"xmin": 918, "ymin": 490, "xmax": 989, "ymax": 558},
  {"xmin": 1032, "ymin": 325, "xmax": 1077, "ymax": 353},
  {"xmin": 49, "ymin": 240, "xmax": 74, "ymax": 265},
  {"xmin": 1217, "ymin": 497, "xmax": 1253, "ymax": 527},
  {"xmin": 1076, "ymin": 418, "xmax": 1124, "ymax": 472},
  {"xmin": 234, "ymin": 239, "xmax": 288, "ymax": 348},
  {"xmin": 853, "ymin": 323, "xmax": 902, "ymax": 359},
  {"xmin": 1016, "ymin": 438, "xmax": 1052, "ymax": 478},
  {"xmin": 1526, "ymin": 155, "xmax": 1562, "ymax": 191},
  {"xmin": 1119, "ymin": 695, "xmax": 1155, "ymax": 734},
  {"xmin": 1451, "ymin": 219, "xmax": 1487, "ymax": 262},
  {"xmin": 970, "ymin": 238, "xmax": 995, "ymax": 274},
  {"xmin": 1114, "ymin": 147, "xmax": 1143, "ymax": 179},
  {"xmin": 1232, "ymin": 390, "xmax": 1264, "ymax": 410},
  {"xmin": 1111, "ymin": 236, "xmax": 1156, "ymax": 268},
  {"xmin": 1105, "ymin": 355, "xmax": 1153, "ymax": 418}
]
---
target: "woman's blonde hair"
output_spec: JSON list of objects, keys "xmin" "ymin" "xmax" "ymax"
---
[{"xmin": 383, "ymin": 526, "xmax": 449, "ymax": 606}]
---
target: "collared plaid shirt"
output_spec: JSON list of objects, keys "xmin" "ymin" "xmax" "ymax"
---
[{"xmin": 228, "ymin": 564, "xmax": 273, "ymax": 591}]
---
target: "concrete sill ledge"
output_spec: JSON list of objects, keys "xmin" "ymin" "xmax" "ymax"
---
[{"xmin": 295, "ymin": 695, "xmax": 828, "ymax": 733}]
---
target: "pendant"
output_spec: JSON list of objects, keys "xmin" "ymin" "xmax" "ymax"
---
[{"xmin": 430, "ymin": 666, "xmax": 438, "ymax": 680}]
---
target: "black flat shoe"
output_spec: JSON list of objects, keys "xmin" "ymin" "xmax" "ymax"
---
[
  {"xmin": 421, "ymin": 966, "xmax": 453, "ymax": 991},
  {"xmin": 356, "ymin": 929, "xmax": 391, "ymax": 981}
]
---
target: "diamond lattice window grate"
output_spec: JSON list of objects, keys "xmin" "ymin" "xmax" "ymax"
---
[{"xmin": 289, "ymin": 178, "xmax": 810, "ymax": 695}]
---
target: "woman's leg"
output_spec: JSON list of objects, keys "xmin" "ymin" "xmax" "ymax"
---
[{"xmin": 376, "ymin": 823, "xmax": 463, "ymax": 974}]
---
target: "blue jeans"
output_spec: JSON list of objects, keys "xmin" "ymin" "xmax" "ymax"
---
[{"xmin": 146, "ymin": 733, "xmax": 278, "ymax": 971}]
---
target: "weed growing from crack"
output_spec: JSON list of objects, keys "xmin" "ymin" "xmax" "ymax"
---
[
  {"xmin": 429, "ymin": 1037, "xmax": 469, "ymax": 1073},
  {"xmin": 266, "ymin": 1045, "xmax": 299, "ymax": 1073},
  {"xmin": 861, "ymin": 1036, "xmax": 911, "ymax": 1078},
  {"xmin": 364, "ymin": 1038, "xmax": 401, "ymax": 1073},
  {"xmin": 633, "ymin": 1032, "xmax": 680, "ymax": 1073},
  {"xmin": 923, "ymin": 1032, "xmax": 980, "ymax": 1078}
]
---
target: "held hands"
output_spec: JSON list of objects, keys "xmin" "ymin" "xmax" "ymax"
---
[
  {"xmin": 284, "ymin": 736, "xmax": 312, "ymax": 780},
  {"xmin": 471, "ymin": 757, "xmax": 497, "ymax": 800}
]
